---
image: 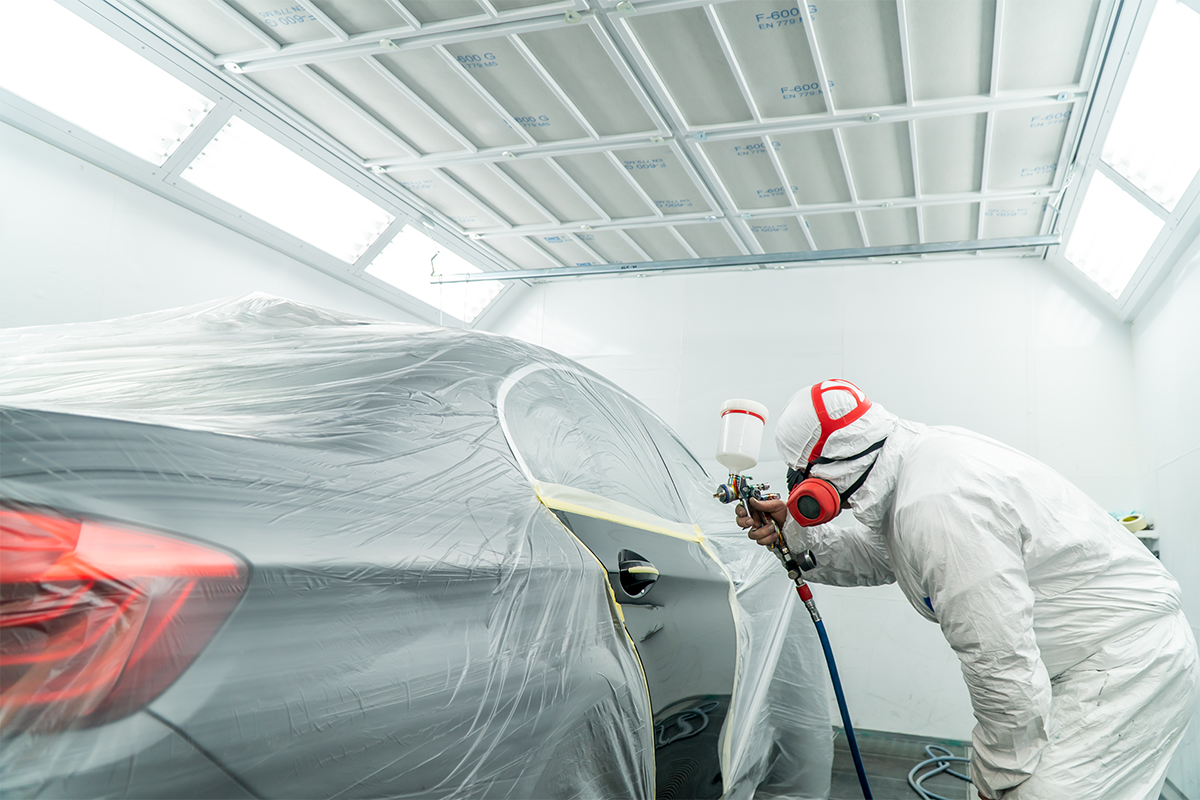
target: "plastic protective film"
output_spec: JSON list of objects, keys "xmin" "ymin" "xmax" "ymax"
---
[{"xmin": 0, "ymin": 296, "xmax": 830, "ymax": 799}]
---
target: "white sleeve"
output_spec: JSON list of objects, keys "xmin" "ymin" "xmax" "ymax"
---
[
  {"xmin": 895, "ymin": 495, "xmax": 1051, "ymax": 799},
  {"xmin": 780, "ymin": 514, "xmax": 895, "ymax": 587}
]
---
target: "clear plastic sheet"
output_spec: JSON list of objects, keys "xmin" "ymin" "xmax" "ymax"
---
[{"xmin": 0, "ymin": 295, "xmax": 830, "ymax": 799}]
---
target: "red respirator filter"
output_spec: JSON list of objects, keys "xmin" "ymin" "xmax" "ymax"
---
[{"xmin": 787, "ymin": 478, "xmax": 842, "ymax": 527}]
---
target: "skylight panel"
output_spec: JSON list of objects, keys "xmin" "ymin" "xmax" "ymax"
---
[
  {"xmin": 1101, "ymin": 0, "xmax": 1200, "ymax": 211},
  {"xmin": 183, "ymin": 117, "xmax": 395, "ymax": 263},
  {"xmin": 0, "ymin": 0, "xmax": 213, "ymax": 166},
  {"xmin": 365, "ymin": 226, "xmax": 503, "ymax": 324},
  {"xmin": 1064, "ymin": 171, "xmax": 1164, "ymax": 299}
]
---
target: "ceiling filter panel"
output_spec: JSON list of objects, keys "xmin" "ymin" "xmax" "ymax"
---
[
  {"xmin": 376, "ymin": 50, "xmax": 525, "ymax": 151},
  {"xmin": 923, "ymin": 203, "xmax": 980, "ymax": 242},
  {"xmin": 713, "ymin": 1, "xmax": 827, "ymax": 119},
  {"xmin": 627, "ymin": 8, "xmax": 753, "ymax": 126},
  {"xmin": 774, "ymin": 130, "xmax": 853, "ymax": 205},
  {"xmin": 313, "ymin": 59, "xmax": 465, "ymax": 155},
  {"xmin": 401, "ymin": 1, "xmax": 489, "ymax": 26},
  {"xmin": 553, "ymin": 153, "xmax": 655, "ymax": 220},
  {"xmin": 444, "ymin": 164, "xmax": 552, "ymax": 226},
  {"xmin": 248, "ymin": 67, "xmax": 403, "ymax": 159},
  {"xmin": 519, "ymin": 26, "xmax": 657, "ymax": 137},
  {"xmin": 226, "ymin": 1, "xmax": 331, "ymax": 45},
  {"xmin": 915, "ymin": 114, "xmax": 986, "ymax": 195},
  {"xmin": 677, "ymin": 222, "xmax": 744, "ymax": 258},
  {"xmin": 390, "ymin": 170, "xmax": 501, "ymax": 230},
  {"xmin": 988, "ymin": 104, "xmax": 1073, "ymax": 190},
  {"xmin": 443, "ymin": 38, "xmax": 590, "ymax": 143},
  {"xmin": 498, "ymin": 160, "xmax": 602, "ymax": 224},
  {"xmin": 841, "ymin": 122, "xmax": 915, "ymax": 200},
  {"xmin": 810, "ymin": 0, "xmax": 906, "ymax": 110},
  {"xmin": 625, "ymin": 227, "xmax": 696, "ymax": 261},
  {"xmin": 749, "ymin": 218, "xmax": 812, "ymax": 253},
  {"xmin": 908, "ymin": 0, "xmax": 995, "ymax": 101},
  {"xmin": 308, "ymin": 1, "xmax": 410, "ymax": 35},
  {"xmin": 980, "ymin": 197, "xmax": 1048, "ymax": 238},
  {"xmin": 702, "ymin": 138, "xmax": 794, "ymax": 210},
  {"xmin": 998, "ymin": 0, "xmax": 1103, "ymax": 91},
  {"xmin": 138, "ymin": 0, "xmax": 264, "ymax": 55},
  {"xmin": 619, "ymin": 146, "xmax": 713, "ymax": 216},
  {"xmin": 806, "ymin": 212, "xmax": 865, "ymax": 249},
  {"xmin": 862, "ymin": 207, "xmax": 919, "ymax": 246}
]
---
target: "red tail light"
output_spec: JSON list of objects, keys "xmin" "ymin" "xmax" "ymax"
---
[{"xmin": 0, "ymin": 507, "xmax": 248, "ymax": 733}]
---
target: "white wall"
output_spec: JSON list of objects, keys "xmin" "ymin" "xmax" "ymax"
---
[
  {"xmin": 485, "ymin": 253, "xmax": 1143, "ymax": 742},
  {"xmin": 0, "ymin": 122, "xmax": 418, "ymax": 327},
  {"xmin": 1133, "ymin": 247, "xmax": 1200, "ymax": 798}
]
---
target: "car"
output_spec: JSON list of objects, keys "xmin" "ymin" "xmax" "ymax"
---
[{"xmin": 0, "ymin": 295, "xmax": 832, "ymax": 799}]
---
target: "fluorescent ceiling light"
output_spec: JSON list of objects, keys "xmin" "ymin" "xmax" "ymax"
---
[
  {"xmin": 183, "ymin": 117, "xmax": 395, "ymax": 263},
  {"xmin": 1101, "ymin": 0, "xmax": 1200, "ymax": 211},
  {"xmin": 1064, "ymin": 171, "xmax": 1163, "ymax": 298},
  {"xmin": 0, "ymin": 0, "xmax": 213, "ymax": 166},
  {"xmin": 365, "ymin": 226, "xmax": 503, "ymax": 323}
]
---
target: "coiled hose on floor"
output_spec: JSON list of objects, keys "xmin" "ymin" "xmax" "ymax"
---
[{"xmin": 908, "ymin": 744, "xmax": 972, "ymax": 800}]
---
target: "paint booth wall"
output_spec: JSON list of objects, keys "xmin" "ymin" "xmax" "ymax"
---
[
  {"xmin": 0, "ymin": 122, "xmax": 418, "ymax": 328},
  {"xmin": 484, "ymin": 254, "xmax": 1143, "ymax": 743},
  {"xmin": 1133, "ymin": 247, "xmax": 1200, "ymax": 798}
]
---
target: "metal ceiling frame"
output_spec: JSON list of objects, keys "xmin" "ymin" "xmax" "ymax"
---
[{"xmin": 12, "ymin": 0, "xmax": 1161, "ymax": 322}]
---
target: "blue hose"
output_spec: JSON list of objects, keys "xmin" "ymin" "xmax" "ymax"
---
[{"xmin": 814, "ymin": 618, "xmax": 873, "ymax": 799}]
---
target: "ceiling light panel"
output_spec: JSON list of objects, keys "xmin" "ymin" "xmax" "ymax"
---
[
  {"xmin": 388, "ymin": 170, "xmax": 500, "ymax": 230},
  {"xmin": 979, "ymin": 197, "xmax": 1048, "ymax": 238},
  {"xmin": 1064, "ymin": 171, "xmax": 1164, "ymax": 298},
  {"xmin": 1101, "ymin": 0, "xmax": 1200, "ymax": 212},
  {"xmin": 907, "ymin": 0, "xmax": 995, "ymax": 101},
  {"xmin": 987, "ymin": 104, "xmax": 1074, "ymax": 190},
  {"xmin": 748, "ymin": 218, "xmax": 812, "ymax": 253},
  {"xmin": 625, "ymin": 8, "xmax": 753, "ymax": 126},
  {"xmin": 914, "ymin": 114, "xmax": 986, "ymax": 195},
  {"xmin": 774, "ymin": 130, "xmax": 853, "ymax": 205},
  {"xmin": 998, "ymin": 0, "xmax": 1103, "ymax": 91},
  {"xmin": 709, "ymin": 2, "xmax": 826, "ymax": 118},
  {"xmin": 806, "ymin": 213, "xmax": 865, "ymax": 250},
  {"xmin": 922, "ymin": 202, "xmax": 981, "ymax": 242},
  {"xmin": 810, "ymin": 0, "xmax": 906, "ymax": 109},
  {"xmin": 365, "ymin": 225, "xmax": 503, "ymax": 323},
  {"xmin": 862, "ymin": 207, "xmax": 920, "ymax": 247},
  {"xmin": 840, "ymin": 122, "xmax": 915, "ymax": 201},
  {"xmin": 0, "ymin": 0, "xmax": 214, "ymax": 167},
  {"xmin": 182, "ymin": 116, "xmax": 395, "ymax": 262}
]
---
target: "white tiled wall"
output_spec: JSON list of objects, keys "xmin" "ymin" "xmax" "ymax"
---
[
  {"xmin": 1133, "ymin": 248, "xmax": 1200, "ymax": 798},
  {"xmin": 486, "ymin": 252, "xmax": 1145, "ymax": 742},
  {"xmin": 0, "ymin": 123, "xmax": 418, "ymax": 327}
]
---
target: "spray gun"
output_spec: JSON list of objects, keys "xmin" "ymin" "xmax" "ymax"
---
[{"xmin": 714, "ymin": 399, "xmax": 874, "ymax": 800}]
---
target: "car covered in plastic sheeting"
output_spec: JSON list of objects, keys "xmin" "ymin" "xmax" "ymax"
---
[{"xmin": 0, "ymin": 296, "xmax": 832, "ymax": 800}]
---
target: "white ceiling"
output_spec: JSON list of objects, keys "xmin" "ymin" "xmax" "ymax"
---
[{"xmin": 3, "ymin": 0, "xmax": 1196, "ymax": 324}]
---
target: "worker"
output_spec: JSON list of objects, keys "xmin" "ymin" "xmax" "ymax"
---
[{"xmin": 738, "ymin": 379, "xmax": 1198, "ymax": 800}]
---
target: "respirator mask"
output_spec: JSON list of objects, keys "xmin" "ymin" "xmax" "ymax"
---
[{"xmin": 785, "ymin": 439, "xmax": 886, "ymax": 526}]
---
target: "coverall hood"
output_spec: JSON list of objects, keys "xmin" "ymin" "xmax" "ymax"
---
[{"xmin": 775, "ymin": 379, "xmax": 906, "ymax": 533}]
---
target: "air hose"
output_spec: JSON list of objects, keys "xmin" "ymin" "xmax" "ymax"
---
[
  {"xmin": 793, "ymin": 578, "xmax": 873, "ymax": 800},
  {"xmin": 908, "ymin": 744, "xmax": 972, "ymax": 800}
]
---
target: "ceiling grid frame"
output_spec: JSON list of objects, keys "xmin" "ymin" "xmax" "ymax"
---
[
  {"xmin": 16, "ymin": 0, "xmax": 1152, "ymax": 318},
  {"xmin": 604, "ymin": 8, "xmax": 758, "ymax": 255},
  {"xmin": 205, "ymin": 0, "xmax": 280, "ymax": 52}
]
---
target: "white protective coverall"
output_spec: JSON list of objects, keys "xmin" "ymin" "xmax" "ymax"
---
[{"xmin": 774, "ymin": 380, "xmax": 1199, "ymax": 800}]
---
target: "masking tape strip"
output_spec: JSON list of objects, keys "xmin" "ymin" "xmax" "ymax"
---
[{"xmin": 534, "ymin": 482, "xmax": 704, "ymax": 543}]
